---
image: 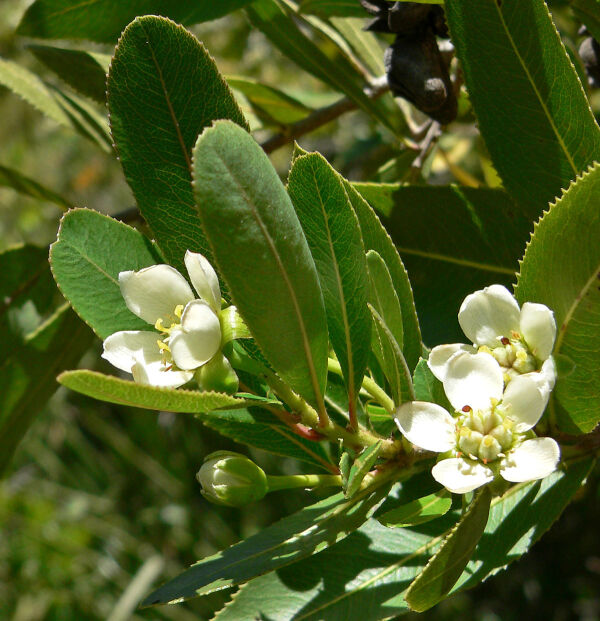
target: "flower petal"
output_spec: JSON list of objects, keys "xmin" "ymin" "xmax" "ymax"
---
[
  {"xmin": 102, "ymin": 330, "xmax": 160, "ymax": 373},
  {"xmin": 119, "ymin": 265, "xmax": 194, "ymax": 325},
  {"xmin": 394, "ymin": 401, "xmax": 456, "ymax": 452},
  {"xmin": 132, "ymin": 359, "xmax": 193, "ymax": 388},
  {"xmin": 185, "ymin": 250, "xmax": 221, "ymax": 312},
  {"xmin": 458, "ymin": 285, "xmax": 520, "ymax": 347},
  {"xmin": 428, "ymin": 343, "xmax": 477, "ymax": 382},
  {"xmin": 520, "ymin": 302, "xmax": 556, "ymax": 361},
  {"xmin": 500, "ymin": 438, "xmax": 560, "ymax": 483},
  {"xmin": 169, "ymin": 300, "xmax": 221, "ymax": 370},
  {"xmin": 443, "ymin": 351, "xmax": 504, "ymax": 412},
  {"xmin": 539, "ymin": 356, "xmax": 557, "ymax": 391},
  {"xmin": 501, "ymin": 374, "xmax": 548, "ymax": 432},
  {"xmin": 432, "ymin": 458, "xmax": 494, "ymax": 494}
]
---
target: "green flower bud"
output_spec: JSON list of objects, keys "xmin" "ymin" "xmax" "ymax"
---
[
  {"xmin": 196, "ymin": 451, "xmax": 268, "ymax": 507},
  {"xmin": 195, "ymin": 352, "xmax": 239, "ymax": 395}
]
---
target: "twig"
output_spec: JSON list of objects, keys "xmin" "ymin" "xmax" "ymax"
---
[
  {"xmin": 406, "ymin": 120, "xmax": 441, "ymax": 182},
  {"xmin": 261, "ymin": 77, "xmax": 390, "ymax": 154}
]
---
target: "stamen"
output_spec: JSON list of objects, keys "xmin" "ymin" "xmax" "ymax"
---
[
  {"xmin": 462, "ymin": 405, "xmax": 472, "ymax": 412},
  {"xmin": 501, "ymin": 337, "xmax": 510, "ymax": 345},
  {"xmin": 174, "ymin": 304, "xmax": 184, "ymax": 319}
]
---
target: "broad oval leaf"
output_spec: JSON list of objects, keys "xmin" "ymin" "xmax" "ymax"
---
[
  {"xmin": 515, "ymin": 163, "xmax": 600, "ymax": 433},
  {"xmin": 287, "ymin": 152, "xmax": 371, "ymax": 414},
  {"xmin": 107, "ymin": 16, "xmax": 248, "ymax": 272},
  {"xmin": 192, "ymin": 120, "xmax": 329, "ymax": 412},
  {"xmin": 445, "ymin": 0, "xmax": 600, "ymax": 214},
  {"xmin": 50, "ymin": 209, "xmax": 164, "ymax": 339},
  {"xmin": 17, "ymin": 0, "xmax": 254, "ymax": 42}
]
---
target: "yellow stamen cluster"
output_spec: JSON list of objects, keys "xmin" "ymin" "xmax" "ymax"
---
[
  {"xmin": 153, "ymin": 305, "xmax": 186, "ymax": 369},
  {"xmin": 479, "ymin": 332, "xmax": 537, "ymax": 384}
]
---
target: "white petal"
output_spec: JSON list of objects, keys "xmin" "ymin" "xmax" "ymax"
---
[
  {"xmin": 119, "ymin": 265, "xmax": 194, "ymax": 325},
  {"xmin": 428, "ymin": 343, "xmax": 477, "ymax": 382},
  {"xmin": 520, "ymin": 302, "xmax": 556, "ymax": 361},
  {"xmin": 432, "ymin": 458, "xmax": 494, "ymax": 494},
  {"xmin": 169, "ymin": 301, "xmax": 221, "ymax": 370},
  {"xmin": 539, "ymin": 356, "xmax": 557, "ymax": 391},
  {"xmin": 132, "ymin": 359, "xmax": 193, "ymax": 388},
  {"xmin": 394, "ymin": 401, "xmax": 456, "ymax": 452},
  {"xmin": 443, "ymin": 351, "xmax": 504, "ymax": 412},
  {"xmin": 500, "ymin": 438, "xmax": 560, "ymax": 483},
  {"xmin": 458, "ymin": 285, "xmax": 520, "ymax": 347},
  {"xmin": 185, "ymin": 250, "xmax": 221, "ymax": 312},
  {"xmin": 502, "ymin": 374, "xmax": 548, "ymax": 432},
  {"xmin": 102, "ymin": 330, "xmax": 160, "ymax": 373}
]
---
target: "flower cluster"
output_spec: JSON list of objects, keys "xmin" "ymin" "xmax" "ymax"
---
[
  {"xmin": 395, "ymin": 285, "xmax": 561, "ymax": 494},
  {"xmin": 102, "ymin": 251, "xmax": 227, "ymax": 389}
]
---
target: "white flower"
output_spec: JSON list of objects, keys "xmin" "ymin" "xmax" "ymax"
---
[
  {"xmin": 102, "ymin": 251, "xmax": 222, "ymax": 388},
  {"xmin": 428, "ymin": 285, "xmax": 557, "ymax": 393},
  {"xmin": 395, "ymin": 352, "xmax": 560, "ymax": 494}
]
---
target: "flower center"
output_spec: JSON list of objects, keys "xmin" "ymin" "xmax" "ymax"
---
[
  {"xmin": 154, "ymin": 304, "xmax": 185, "ymax": 369},
  {"xmin": 479, "ymin": 331, "xmax": 537, "ymax": 384},
  {"xmin": 455, "ymin": 402, "xmax": 515, "ymax": 464}
]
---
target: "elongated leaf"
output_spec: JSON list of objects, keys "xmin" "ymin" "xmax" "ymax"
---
[
  {"xmin": 0, "ymin": 305, "xmax": 94, "ymax": 476},
  {"xmin": 193, "ymin": 120, "xmax": 329, "ymax": 412},
  {"xmin": 217, "ymin": 459, "xmax": 592, "ymax": 620},
  {"xmin": 246, "ymin": 0, "xmax": 403, "ymax": 134},
  {"xmin": 378, "ymin": 490, "xmax": 452, "ymax": 527},
  {"xmin": 405, "ymin": 488, "xmax": 491, "ymax": 612},
  {"xmin": 344, "ymin": 181, "xmax": 422, "ymax": 371},
  {"xmin": 142, "ymin": 478, "xmax": 392, "ymax": 606},
  {"xmin": 369, "ymin": 304, "xmax": 413, "ymax": 406},
  {"xmin": 200, "ymin": 408, "xmax": 335, "ymax": 472},
  {"xmin": 515, "ymin": 163, "xmax": 600, "ymax": 433},
  {"xmin": 412, "ymin": 357, "xmax": 452, "ymax": 411},
  {"xmin": 29, "ymin": 45, "xmax": 110, "ymax": 103},
  {"xmin": 355, "ymin": 183, "xmax": 531, "ymax": 344},
  {"xmin": 367, "ymin": 250, "xmax": 403, "ymax": 351},
  {"xmin": 50, "ymin": 209, "xmax": 164, "ymax": 339},
  {"xmin": 572, "ymin": 0, "xmax": 600, "ymax": 41},
  {"xmin": 299, "ymin": 0, "xmax": 367, "ymax": 18},
  {"xmin": 227, "ymin": 76, "xmax": 312, "ymax": 125},
  {"xmin": 446, "ymin": 0, "xmax": 600, "ymax": 214},
  {"xmin": 345, "ymin": 441, "xmax": 382, "ymax": 498},
  {"xmin": 17, "ymin": 0, "xmax": 254, "ymax": 43},
  {"xmin": 58, "ymin": 370, "xmax": 248, "ymax": 412},
  {"xmin": 107, "ymin": 16, "xmax": 248, "ymax": 272},
  {"xmin": 0, "ymin": 164, "xmax": 71, "ymax": 209},
  {"xmin": 287, "ymin": 153, "xmax": 371, "ymax": 412}
]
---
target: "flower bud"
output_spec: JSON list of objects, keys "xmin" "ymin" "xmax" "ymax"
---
[
  {"xmin": 195, "ymin": 353, "xmax": 239, "ymax": 394},
  {"xmin": 196, "ymin": 451, "xmax": 268, "ymax": 507}
]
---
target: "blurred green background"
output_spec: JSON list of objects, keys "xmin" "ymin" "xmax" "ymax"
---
[{"xmin": 1, "ymin": 0, "xmax": 599, "ymax": 619}]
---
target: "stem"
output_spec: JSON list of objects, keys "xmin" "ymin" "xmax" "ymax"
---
[
  {"xmin": 327, "ymin": 358, "xmax": 395, "ymax": 414},
  {"xmin": 261, "ymin": 77, "xmax": 390, "ymax": 154},
  {"xmin": 266, "ymin": 473, "xmax": 342, "ymax": 492}
]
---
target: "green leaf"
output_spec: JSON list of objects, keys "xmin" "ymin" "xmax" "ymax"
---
[
  {"xmin": 0, "ymin": 244, "xmax": 57, "ymax": 362},
  {"xmin": 227, "ymin": 76, "xmax": 312, "ymax": 125},
  {"xmin": 58, "ymin": 370, "xmax": 248, "ymax": 411},
  {"xmin": 572, "ymin": 0, "xmax": 600, "ymax": 42},
  {"xmin": 344, "ymin": 441, "xmax": 382, "ymax": 498},
  {"xmin": 0, "ymin": 305, "xmax": 94, "ymax": 476},
  {"xmin": 369, "ymin": 304, "xmax": 414, "ymax": 406},
  {"xmin": 142, "ymin": 477, "xmax": 392, "ymax": 606},
  {"xmin": 344, "ymin": 181, "xmax": 422, "ymax": 371},
  {"xmin": 405, "ymin": 488, "xmax": 491, "ymax": 611},
  {"xmin": 17, "ymin": 0, "xmax": 254, "ymax": 43},
  {"xmin": 214, "ymin": 460, "xmax": 592, "ymax": 620},
  {"xmin": 366, "ymin": 249, "xmax": 404, "ymax": 352},
  {"xmin": 355, "ymin": 183, "xmax": 532, "ymax": 344},
  {"xmin": 287, "ymin": 153, "xmax": 371, "ymax": 412},
  {"xmin": 0, "ymin": 164, "xmax": 71, "ymax": 209},
  {"xmin": 199, "ymin": 408, "xmax": 335, "ymax": 472},
  {"xmin": 107, "ymin": 16, "xmax": 248, "ymax": 272},
  {"xmin": 515, "ymin": 163, "xmax": 600, "ymax": 433},
  {"xmin": 299, "ymin": 0, "xmax": 367, "ymax": 18},
  {"xmin": 329, "ymin": 17, "xmax": 385, "ymax": 77},
  {"xmin": 378, "ymin": 490, "xmax": 452, "ymax": 527},
  {"xmin": 192, "ymin": 120, "xmax": 329, "ymax": 412},
  {"xmin": 445, "ymin": 0, "xmax": 600, "ymax": 214},
  {"xmin": 413, "ymin": 357, "xmax": 452, "ymax": 411},
  {"xmin": 246, "ymin": 0, "xmax": 403, "ymax": 134},
  {"xmin": 29, "ymin": 45, "xmax": 110, "ymax": 103},
  {"xmin": 50, "ymin": 209, "xmax": 164, "ymax": 339}
]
